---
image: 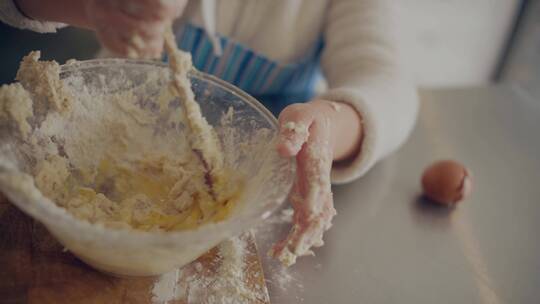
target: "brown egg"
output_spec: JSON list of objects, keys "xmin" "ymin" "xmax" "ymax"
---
[{"xmin": 421, "ymin": 160, "xmax": 472, "ymax": 206}]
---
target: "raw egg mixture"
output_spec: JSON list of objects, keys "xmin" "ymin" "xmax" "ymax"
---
[{"xmin": 60, "ymin": 156, "xmax": 243, "ymax": 231}]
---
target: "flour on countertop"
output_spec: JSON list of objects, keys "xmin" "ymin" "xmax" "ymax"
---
[
  {"xmin": 252, "ymin": 210, "xmax": 306, "ymax": 296},
  {"xmin": 274, "ymin": 265, "xmax": 300, "ymax": 291},
  {"xmin": 151, "ymin": 234, "xmax": 268, "ymax": 304},
  {"xmin": 152, "ymin": 268, "xmax": 182, "ymax": 304}
]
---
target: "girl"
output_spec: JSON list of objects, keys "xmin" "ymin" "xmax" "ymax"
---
[{"xmin": 0, "ymin": 0, "xmax": 418, "ymax": 265}]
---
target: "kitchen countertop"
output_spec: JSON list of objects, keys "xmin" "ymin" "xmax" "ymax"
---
[{"xmin": 258, "ymin": 85, "xmax": 540, "ymax": 304}]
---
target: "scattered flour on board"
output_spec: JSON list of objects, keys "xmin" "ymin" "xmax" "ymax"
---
[
  {"xmin": 269, "ymin": 258, "xmax": 304, "ymax": 293},
  {"xmin": 152, "ymin": 268, "xmax": 183, "ymax": 304},
  {"xmin": 151, "ymin": 235, "xmax": 268, "ymax": 304},
  {"xmin": 275, "ymin": 266, "xmax": 294, "ymax": 290}
]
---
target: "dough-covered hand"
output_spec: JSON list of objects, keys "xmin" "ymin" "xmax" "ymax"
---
[
  {"xmin": 269, "ymin": 101, "xmax": 338, "ymax": 266},
  {"xmin": 86, "ymin": 0, "xmax": 187, "ymax": 58}
]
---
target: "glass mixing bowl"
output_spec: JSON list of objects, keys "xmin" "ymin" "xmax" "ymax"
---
[{"xmin": 0, "ymin": 59, "xmax": 295, "ymax": 276}]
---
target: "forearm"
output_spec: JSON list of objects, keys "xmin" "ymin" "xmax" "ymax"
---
[
  {"xmin": 15, "ymin": 0, "xmax": 92, "ymax": 28},
  {"xmin": 317, "ymin": 0, "xmax": 418, "ymax": 183}
]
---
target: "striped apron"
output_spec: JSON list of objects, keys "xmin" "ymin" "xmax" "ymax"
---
[{"xmin": 173, "ymin": 23, "xmax": 324, "ymax": 116}]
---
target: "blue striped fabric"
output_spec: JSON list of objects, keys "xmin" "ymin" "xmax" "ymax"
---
[{"xmin": 172, "ymin": 23, "xmax": 323, "ymax": 112}]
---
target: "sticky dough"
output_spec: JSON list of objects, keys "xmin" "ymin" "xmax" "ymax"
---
[
  {"xmin": 16, "ymin": 51, "xmax": 73, "ymax": 114},
  {"xmin": 0, "ymin": 51, "xmax": 242, "ymax": 232},
  {"xmin": 163, "ymin": 29, "xmax": 224, "ymax": 194}
]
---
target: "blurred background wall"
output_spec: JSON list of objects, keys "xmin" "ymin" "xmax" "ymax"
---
[
  {"xmin": 499, "ymin": 0, "xmax": 540, "ymax": 100},
  {"xmin": 0, "ymin": 0, "xmax": 537, "ymax": 95},
  {"xmin": 398, "ymin": 0, "xmax": 519, "ymax": 87}
]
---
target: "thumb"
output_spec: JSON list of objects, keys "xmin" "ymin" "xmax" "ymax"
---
[
  {"xmin": 277, "ymin": 104, "xmax": 315, "ymax": 157},
  {"xmin": 277, "ymin": 121, "xmax": 310, "ymax": 157}
]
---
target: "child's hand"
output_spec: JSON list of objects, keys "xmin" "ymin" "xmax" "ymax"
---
[
  {"xmin": 86, "ymin": 0, "xmax": 187, "ymax": 58},
  {"xmin": 270, "ymin": 100, "xmax": 362, "ymax": 266}
]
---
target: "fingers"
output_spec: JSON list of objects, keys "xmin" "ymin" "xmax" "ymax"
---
[
  {"xmin": 295, "ymin": 117, "xmax": 333, "ymax": 214},
  {"xmin": 277, "ymin": 104, "xmax": 314, "ymax": 157},
  {"xmin": 133, "ymin": 34, "xmax": 165, "ymax": 58},
  {"xmin": 88, "ymin": 0, "xmax": 187, "ymax": 59},
  {"xmin": 95, "ymin": 22, "xmax": 164, "ymax": 58},
  {"xmin": 288, "ymin": 118, "xmax": 335, "ymax": 247},
  {"xmin": 114, "ymin": 0, "xmax": 185, "ymax": 21},
  {"xmin": 94, "ymin": 28, "xmax": 130, "ymax": 57},
  {"xmin": 270, "ymin": 116, "xmax": 337, "ymax": 265},
  {"xmin": 125, "ymin": 25, "xmax": 166, "ymax": 58}
]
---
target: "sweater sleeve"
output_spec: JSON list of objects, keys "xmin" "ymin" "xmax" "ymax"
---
[
  {"xmin": 318, "ymin": 0, "xmax": 419, "ymax": 184},
  {"xmin": 0, "ymin": 0, "xmax": 65, "ymax": 33}
]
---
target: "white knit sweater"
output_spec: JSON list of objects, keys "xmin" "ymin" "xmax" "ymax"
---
[{"xmin": 0, "ymin": 0, "xmax": 418, "ymax": 184}]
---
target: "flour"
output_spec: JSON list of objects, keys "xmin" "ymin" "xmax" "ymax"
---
[
  {"xmin": 265, "ymin": 208, "xmax": 293, "ymax": 225},
  {"xmin": 283, "ymin": 121, "xmax": 308, "ymax": 136},
  {"xmin": 151, "ymin": 234, "xmax": 268, "ymax": 304},
  {"xmin": 152, "ymin": 268, "xmax": 182, "ymax": 304},
  {"xmin": 279, "ymin": 208, "xmax": 294, "ymax": 223},
  {"xmin": 275, "ymin": 266, "xmax": 295, "ymax": 291},
  {"xmin": 111, "ymin": 90, "xmax": 157, "ymax": 125},
  {"xmin": 65, "ymin": 59, "xmax": 78, "ymax": 65},
  {"xmin": 281, "ymin": 121, "xmax": 309, "ymax": 156},
  {"xmin": 183, "ymin": 240, "xmax": 250, "ymax": 304}
]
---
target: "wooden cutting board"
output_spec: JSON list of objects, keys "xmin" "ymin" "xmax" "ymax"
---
[{"xmin": 0, "ymin": 194, "xmax": 270, "ymax": 304}]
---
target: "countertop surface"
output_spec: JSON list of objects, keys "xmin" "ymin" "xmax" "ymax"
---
[{"xmin": 258, "ymin": 85, "xmax": 540, "ymax": 304}]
